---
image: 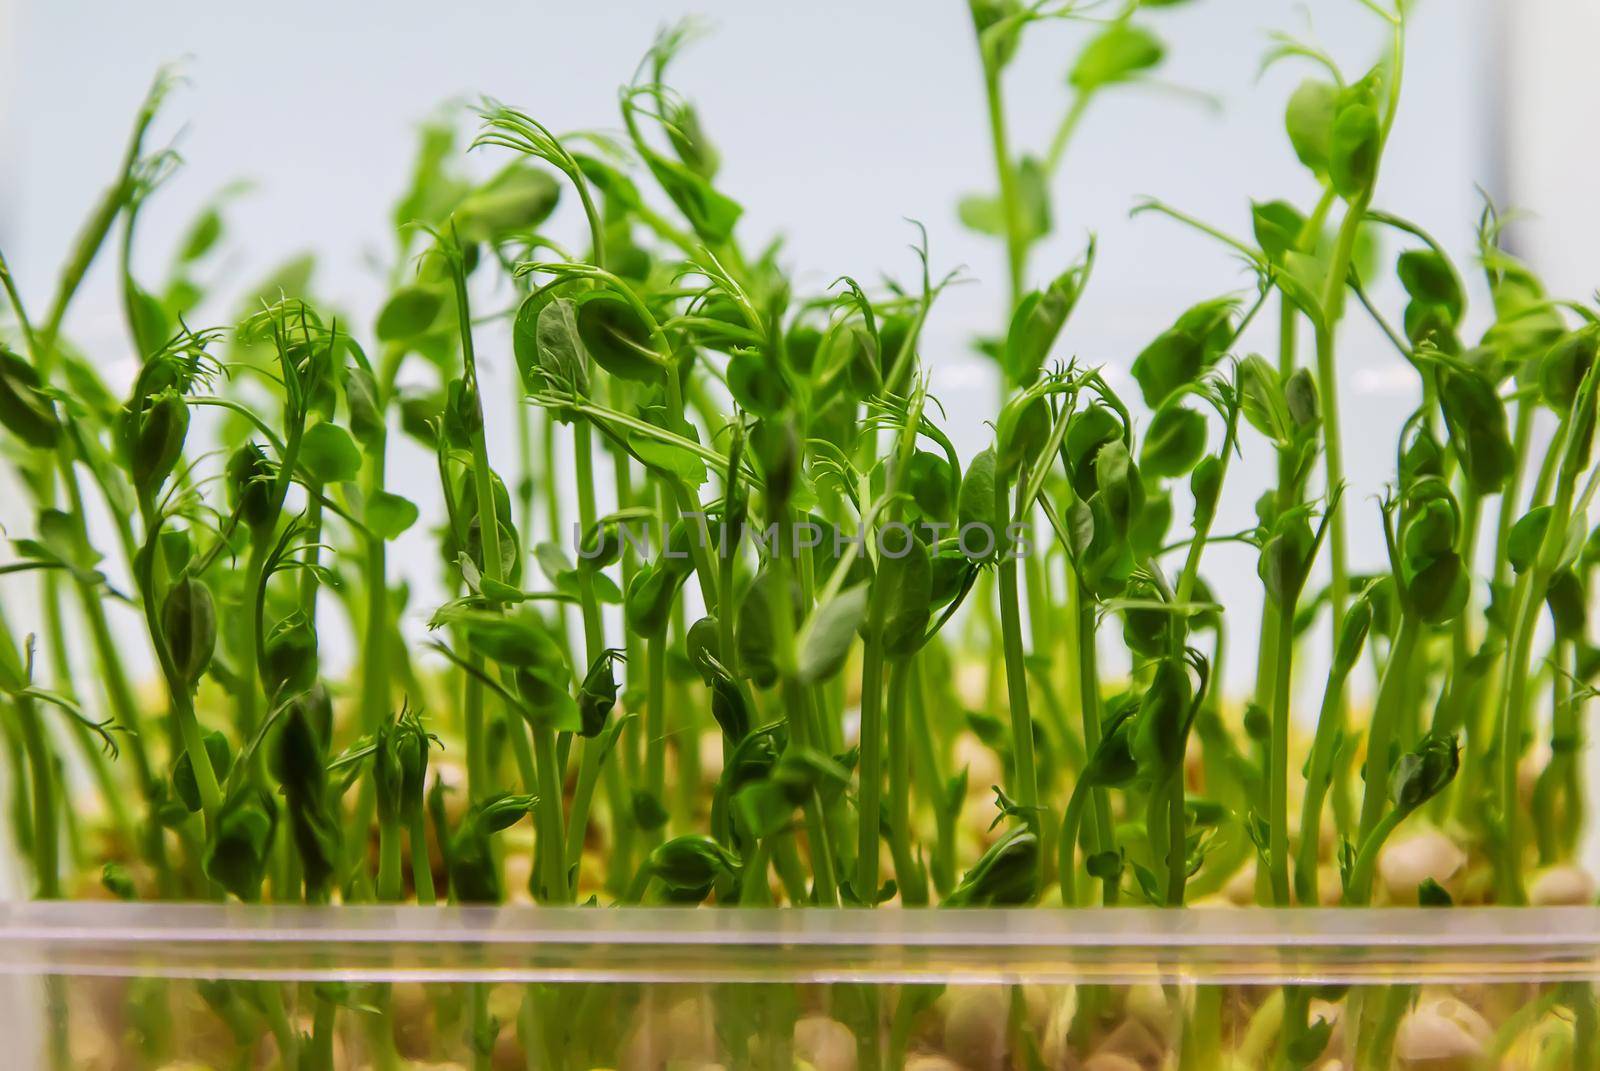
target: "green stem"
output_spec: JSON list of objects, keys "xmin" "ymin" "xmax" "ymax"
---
[
  {"xmin": 360, "ymin": 441, "xmax": 392, "ymax": 736},
  {"xmin": 766, "ymin": 508, "xmax": 840, "ymax": 906},
  {"xmin": 1532, "ymin": 640, "xmax": 1571, "ymax": 864},
  {"xmin": 856, "ymin": 633, "xmax": 885, "ymax": 905},
  {"xmin": 451, "ymin": 238, "xmax": 565, "ymax": 899},
  {"xmin": 909, "ymin": 657, "xmax": 957, "ymax": 895},
  {"xmin": 408, "ymin": 811, "xmax": 436, "ymax": 905},
  {"xmin": 1294, "ymin": 658, "xmax": 1359, "ymax": 905},
  {"xmin": 572, "ymin": 420, "xmax": 606, "ymax": 658},
  {"xmin": 1345, "ymin": 807, "xmax": 1406, "ymax": 906},
  {"xmin": 57, "ymin": 453, "xmax": 156, "ymax": 794},
  {"xmin": 1058, "ymin": 783, "xmax": 1089, "ymax": 907},
  {"xmin": 16, "ymin": 693, "xmax": 60, "ymax": 898},
  {"xmin": 994, "ymin": 472, "xmax": 1038, "ymax": 814},
  {"xmin": 1073, "ymin": 579, "xmax": 1117, "ymax": 903},
  {"xmin": 134, "ymin": 524, "xmax": 223, "ymax": 822},
  {"xmin": 564, "ymin": 737, "xmax": 604, "ymax": 875},
  {"xmin": 1351, "ymin": 615, "xmax": 1421, "ymax": 900},
  {"xmin": 237, "ymin": 537, "xmax": 269, "ymax": 739},
  {"xmin": 1311, "ymin": 196, "xmax": 1368, "ymax": 666},
  {"xmin": 1495, "ymin": 572, "xmax": 1547, "ymax": 904},
  {"xmin": 740, "ymin": 836, "xmax": 773, "ymax": 905},
  {"xmin": 1043, "ymin": 92, "xmax": 1090, "ymax": 176},
  {"xmin": 1267, "ymin": 592, "xmax": 1298, "ymax": 905},
  {"xmin": 1163, "ymin": 768, "xmax": 1186, "ymax": 906},
  {"xmin": 645, "ymin": 630, "xmax": 667, "ymax": 814},
  {"xmin": 464, "ymin": 661, "xmax": 489, "ymax": 800},
  {"xmin": 529, "ymin": 723, "xmax": 568, "ymax": 901},
  {"xmin": 886, "ymin": 657, "xmax": 926, "ymax": 905},
  {"xmin": 980, "ymin": 66, "xmax": 1026, "ymax": 305},
  {"xmin": 376, "ymin": 815, "xmax": 403, "ymax": 902}
]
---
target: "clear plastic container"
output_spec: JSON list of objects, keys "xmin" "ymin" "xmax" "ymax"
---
[{"xmin": 2, "ymin": 902, "xmax": 1596, "ymax": 1068}]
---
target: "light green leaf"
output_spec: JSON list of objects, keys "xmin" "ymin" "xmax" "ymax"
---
[
  {"xmin": 300, "ymin": 422, "xmax": 362, "ymax": 484},
  {"xmin": 366, "ymin": 491, "xmax": 419, "ymax": 540}
]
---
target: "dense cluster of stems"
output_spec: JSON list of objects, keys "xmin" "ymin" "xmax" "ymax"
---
[{"xmin": 1, "ymin": 1, "xmax": 1599, "ymax": 1067}]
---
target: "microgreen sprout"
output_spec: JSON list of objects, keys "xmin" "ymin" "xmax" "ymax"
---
[{"xmin": 1, "ymin": 4, "xmax": 1597, "ymax": 1068}]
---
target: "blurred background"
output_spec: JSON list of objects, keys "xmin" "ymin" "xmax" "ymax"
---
[{"xmin": 0, "ymin": 1, "xmax": 1594, "ymax": 697}]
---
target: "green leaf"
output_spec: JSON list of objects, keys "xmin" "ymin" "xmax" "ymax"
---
[
  {"xmin": 624, "ymin": 562, "xmax": 683, "ymax": 636},
  {"xmin": 533, "ymin": 297, "xmax": 590, "ymax": 393},
  {"xmin": 640, "ymin": 153, "xmax": 743, "ymax": 245},
  {"xmin": 1286, "ymin": 1016, "xmax": 1335, "ymax": 1067},
  {"xmin": 1285, "ymin": 79, "xmax": 1337, "ymax": 176},
  {"xmin": 727, "ymin": 350, "xmax": 787, "ymax": 417},
  {"xmin": 1014, "ymin": 155, "xmax": 1052, "ymax": 242},
  {"xmin": 574, "ymin": 292, "xmax": 661, "ymax": 383},
  {"xmin": 461, "ymin": 611, "xmax": 567, "ymax": 672},
  {"xmin": 957, "ymin": 193, "xmax": 1005, "ymax": 237},
  {"xmin": 1507, "ymin": 507, "xmax": 1552, "ymax": 574},
  {"xmin": 629, "ymin": 408, "xmax": 708, "ymax": 487},
  {"xmin": 162, "ymin": 576, "xmax": 217, "ymax": 692},
  {"xmin": 203, "ymin": 788, "xmax": 277, "ymax": 901},
  {"xmin": 1277, "ymin": 249, "xmax": 1330, "ymax": 325},
  {"xmin": 995, "ymin": 393, "xmax": 1049, "ymax": 477},
  {"xmin": 173, "ymin": 732, "xmax": 232, "ymax": 813},
  {"xmin": 453, "ymin": 163, "xmax": 560, "ymax": 243},
  {"xmin": 0, "ymin": 346, "xmax": 62, "ymax": 449},
  {"xmin": 1259, "ymin": 515, "xmax": 1315, "ymax": 606},
  {"xmin": 1140, "ymin": 401, "xmax": 1207, "ymax": 479},
  {"xmin": 797, "ymin": 581, "xmax": 870, "ymax": 684},
  {"xmin": 874, "ymin": 534, "xmax": 934, "ymax": 658},
  {"xmin": 909, "ymin": 450, "xmax": 957, "ymax": 524},
  {"xmin": 649, "ymin": 835, "xmax": 737, "ymax": 896},
  {"xmin": 1238, "ymin": 354, "xmax": 1293, "ymax": 448},
  {"xmin": 1329, "ymin": 95, "xmax": 1380, "ymax": 201},
  {"xmin": 1417, "ymin": 877, "xmax": 1454, "ymax": 907},
  {"xmin": 127, "ymin": 280, "xmax": 170, "ymax": 359},
  {"xmin": 367, "ymin": 491, "xmax": 419, "ymax": 540},
  {"xmin": 1390, "ymin": 733, "xmax": 1460, "ymax": 815},
  {"xmin": 632, "ymin": 790, "xmax": 670, "ymax": 832},
  {"xmin": 1069, "ymin": 23, "xmax": 1165, "ymax": 92},
  {"xmin": 1539, "ymin": 328, "xmax": 1598, "ymax": 411},
  {"xmin": 944, "ymin": 828, "xmax": 1038, "ymax": 906},
  {"xmin": 1435, "ymin": 362, "xmax": 1513, "ymax": 495},
  {"xmin": 1002, "ymin": 244, "xmax": 1092, "ymax": 387},
  {"xmin": 1284, "ymin": 368, "xmax": 1320, "ymax": 431},
  {"xmin": 1094, "ymin": 439, "xmax": 1145, "ymax": 539},
  {"xmin": 375, "ymin": 285, "xmax": 444, "ymax": 341},
  {"xmin": 1130, "ymin": 298, "xmax": 1236, "ymax": 407},
  {"xmin": 299, "ymin": 422, "xmax": 362, "ymax": 484},
  {"xmin": 343, "ymin": 364, "xmax": 384, "ymax": 447},
  {"xmin": 1396, "ymin": 250, "xmax": 1463, "ymax": 323},
  {"xmin": 736, "ymin": 568, "xmax": 782, "ymax": 688},
  {"xmin": 1251, "ymin": 200, "xmax": 1305, "ymax": 263},
  {"xmin": 177, "ymin": 206, "xmax": 224, "ymax": 264},
  {"xmin": 957, "ymin": 447, "xmax": 999, "ymax": 558},
  {"xmin": 1066, "ymin": 404, "xmax": 1123, "ymax": 499}
]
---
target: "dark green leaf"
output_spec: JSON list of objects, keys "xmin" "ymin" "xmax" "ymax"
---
[
  {"xmin": 1140, "ymin": 401, "xmax": 1207, "ymax": 479},
  {"xmin": 797, "ymin": 581, "xmax": 869, "ymax": 684},
  {"xmin": 575, "ymin": 292, "xmax": 660, "ymax": 383}
]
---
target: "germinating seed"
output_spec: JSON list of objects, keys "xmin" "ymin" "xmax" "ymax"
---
[{"xmin": 0, "ymin": 1, "xmax": 1597, "ymax": 1068}]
